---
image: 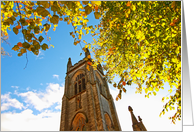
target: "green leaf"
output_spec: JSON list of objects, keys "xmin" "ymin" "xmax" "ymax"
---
[
  {"xmin": 6, "ymin": 18, "xmax": 14, "ymax": 25},
  {"xmin": 38, "ymin": 36, "xmax": 44, "ymax": 43},
  {"xmin": 51, "ymin": 2, "xmax": 59, "ymax": 12},
  {"xmin": 36, "ymin": 6, "xmax": 50, "ymax": 17},
  {"xmin": 19, "ymin": 18, "xmax": 28, "ymax": 26},
  {"xmin": 43, "ymin": 23, "xmax": 51, "ymax": 32},
  {"xmin": 13, "ymin": 27, "xmax": 18, "ymax": 35},
  {"xmin": 67, "ymin": 1, "xmax": 74, "ymax": 10},
  {"xmin": 33, "ymin": 40, "xmax": 39, "ymax": 45},
  {"xmin": 94, "ymin": 12, "xmax": 101, "ymax": 19},
  {"xmin": 23, "ymin": 42, "xmax": 30, "ymax": 48},
  {"xmin": 82, "ymin": 1, "xmax": 89, "ymax": 5},
  {"xmin": 50, "ymin": 15, "xmax": 59, "ymax": 24},
  {"xmin": 38, "ymin": 1, "xmax": 50, "ymax": 8},
  {"xmin": 84, "ymin": 5, "xmax": 92, "ymax": 15},
  {"xmin": 41, "ymin": 43, "xmax": 49, "ymax": 50},
  {"xmin": 34, "ymin": 26, "xmax": 40, "ymax": 34}
]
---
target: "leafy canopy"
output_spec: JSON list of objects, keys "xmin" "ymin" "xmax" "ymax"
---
[{"xmin": 1, "ymin": 1, "xmax": 181, "ymax": 124}]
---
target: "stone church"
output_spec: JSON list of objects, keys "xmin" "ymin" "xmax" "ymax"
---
[{"xmin": 60, "ymin": 49, "xmax": 146, "ymax": 131}]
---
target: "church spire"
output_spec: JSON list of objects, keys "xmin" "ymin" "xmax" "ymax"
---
[{"xmin": 128, "ymin": 106, "xmax": 147, "ymax": 131}]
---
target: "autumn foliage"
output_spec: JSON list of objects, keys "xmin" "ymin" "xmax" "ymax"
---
[{"xmin": 1, "ymin": 1, "xmax": 181, "ymax": 124}]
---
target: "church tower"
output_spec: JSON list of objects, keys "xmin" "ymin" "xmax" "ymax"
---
[{"xmin": 60, "ymin": 49, "xmax": 121, "ymax": 131}]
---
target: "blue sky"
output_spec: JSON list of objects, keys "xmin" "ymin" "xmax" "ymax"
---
[{"xmin": 1, "ymin": 1, "xmax": 192, "ymax": 131}]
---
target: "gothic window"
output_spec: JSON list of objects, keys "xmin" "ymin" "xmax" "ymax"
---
[
  {"xmin": 74, "ymin": 73, "xmax": 86, "ymax": 96},
  {"xmin": 72, "ymin": 113, "xmax": 87, "ymax": 131}
]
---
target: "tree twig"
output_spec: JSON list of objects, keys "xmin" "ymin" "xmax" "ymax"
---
[{"xmin": 17, "ymin": 2, "xmax": 29, "ymax": 69}]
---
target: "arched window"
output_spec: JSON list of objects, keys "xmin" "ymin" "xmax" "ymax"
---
[
  {"xmin": 74, "ymin": 73, "xmax": 86, "ymax": 96},
  {"xmin": 71, "ymin": 113, "xmax": 87, "ymax": 131}
]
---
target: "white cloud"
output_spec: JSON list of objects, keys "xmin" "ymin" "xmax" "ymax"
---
[
  {"xmin": 40, "ymin": 83, "xmax": 43, "ymax": 85},
  {"xmin": 55, "ymin": 105, "xmax": 61, "ymax": 110},
  {"xmin": 1, "ymin": 93, "xmax": 24, "ymax": 111},
  {"xmin": 26, "ymin": 87, "xmax": 30, "ymax": 91},
  {"xmin": 1, "ymin": 109, "xmax": 61, "ymax": 131},
  {"xmin": 53, "ymin": 74, "xmax": 59, "ymax": 79},
  {"xmin": 18, "ymin": 83, "xmax": 64, "ymax": 111},
  {"xmin": 11, "ymin": 86, "xmax": 19, "ymax": 89}
]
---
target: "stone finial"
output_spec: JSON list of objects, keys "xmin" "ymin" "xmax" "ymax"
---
[
  {"xmin": 138, "ymin": 116, "xmax": 142, "ymax": 122},
  {"xmin": 85, "ymin": 48, "xmax": 90, "ymax": 58},
  {"xmin": 67, "ymin": 57, "xmax": 72, "ymax": 72},
  {"xmin": 128, "ymin": 106, "xmax": 133, "ymax": 112}
]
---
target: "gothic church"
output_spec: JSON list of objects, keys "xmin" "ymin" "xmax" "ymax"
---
[{"xmin": 60, "ymin": 49, "xmax": 121, "ymax": 131}]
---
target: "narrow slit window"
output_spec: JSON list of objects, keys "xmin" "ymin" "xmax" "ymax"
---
[
  {"xmin": 82, "ymin": 78, "xmax": 86, "ymax": 90},
  {"xmin": 79, "ymin": 80, "xmax": 81, "ymax": 93},
  {"xmin": 99, "ymin": 84, "xmax": 102, "ymax": 93},
  {"xmin": 75, "ymin": 83, "xmax": 77, "ymax": 95}
]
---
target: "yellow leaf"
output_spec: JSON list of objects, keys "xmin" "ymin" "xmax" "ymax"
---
[
  {"xmin": 91, "ymin": 1, "xmax": 101, "ymax": 6},
  {"xmin": 131, "ymin": 4, "xmax": 136, "ymax": 11},
  {"xmin": 83, "ymin": 40, "xmax": 87, "ymax": 44},
  {"xmin": 149, "ymin": 87, "xmax": 153, "ymax": 91},
  {"xmin": 155, "ymin": 87, "xmax": 159, "ymax": 92},
  {"xmin": 78, "ymin": 34, "xmax": 81, "ymax": 40},
  {"xmin": 168, "ymin": 89, "xmax": 173, "ymax": 93},
  {"xmin": 85, "ymin": 45, "xmax": 88, "ymax": 48},
  {"xmin": 50, "ymin": 44, "xmax": 54, "ymax": 48},
  {"xmin": 145, "ymin": 88, "xmax": 148, "ymax": 94},
  {"xmin": 86, "ymin": 30, "xmax": 89, "ymax": 34},
  {"xmin": 156, "ymin": 30, "xmax": 160, "ymax": 37}
]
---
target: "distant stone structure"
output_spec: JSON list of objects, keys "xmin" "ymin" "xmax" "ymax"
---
[
  {"xmin": 60, "ymin": 48, "xmax": 121, "ymax": 131},
  {"xmin": 128, "ymin": 106, "xmax": 147, "ymax": 131}
]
